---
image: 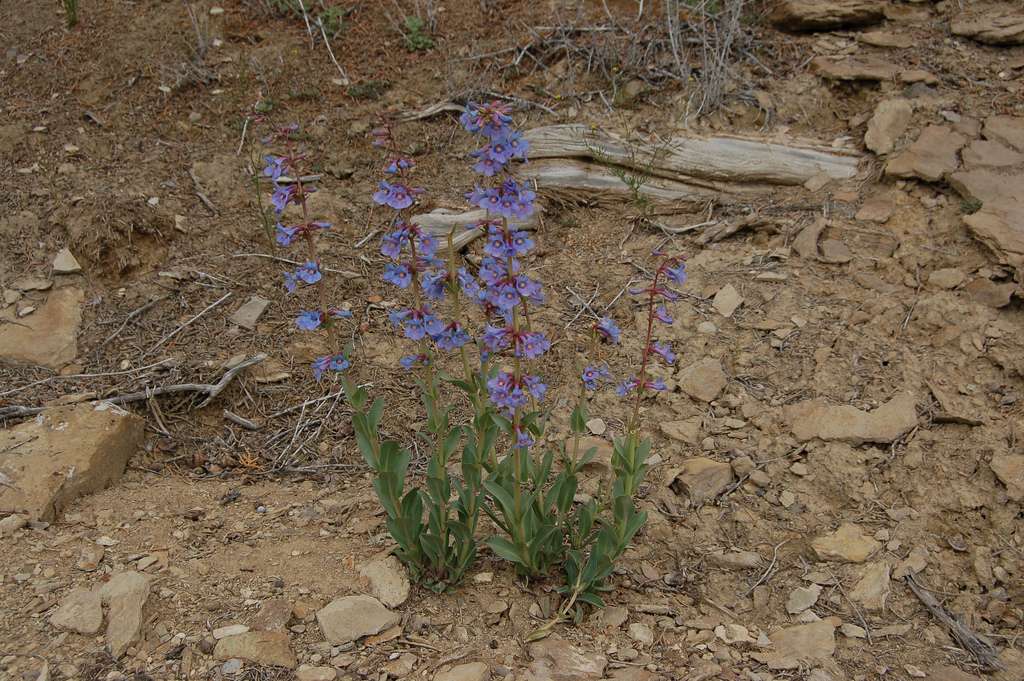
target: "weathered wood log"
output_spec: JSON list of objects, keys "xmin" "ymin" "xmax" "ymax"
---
[
  {"xmin": 522, "ymin": 124, "xmax": 860, "ymax": 186},
  {"xmin": 410, "ymin": 208, "xmax": 540, "ymax": 250}
]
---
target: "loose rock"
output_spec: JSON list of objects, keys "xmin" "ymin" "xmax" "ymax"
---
[
  {"xmin": 677, "ymin": 358, "xmax": 728, "ymax": 403},
  {"xmin": 811, "ymin": 56, "xmax": 899, "ymax": 81},
  {"xmin": 811, "ymin": 523, "xmax": 881, "ymax": 563},
  {"xmin": 358, "ymin": 555, "xmax": 410, "ymax": 608},
  {"xmin": 850, "ymin": 562, "xmax": 891, "ymax": 610},
  {"xmin": 864, "ymin": 98, "xmax": 913, "ymax": 155},
  {"xmin": 628, "ymin": 622, "xmax": 654, "ymax": 646},
  {"xmin": 52, "ymin": 248, "xmax": 82, "ymax": 274},
  {"xmin": 669, "ymin": 458, "xmax": 734, "ymax": 505},
  {"xmin": 885, "ymin": 126, "xmax": 967, "ymax": 182},
  {"xmin": 527, "ymin": 636, "xmax": 607, "ymax": 681},
  {"xmin": 951, "ymin": 10, "xmax": 1024, "ymax": 46},
  {"xmin": 712, "ymin": 284, "xmax": 743, "ymax": 318},
  {"xmin": 707, "ymin": 550, "xmax": 761, "ymax": 570},
  {"xmin": 659, "ymin": 418, "xmax": 702, "ymax": 445},
  {"xmin": 754, "ymin": 621, "xmax": 836, "ymax": 670},
  {"xmin": 770, "ymin": 1, "xmax": 884, "ymax": 32},
  {"xmin": 50, "ymin": 587, "xmax": 103, "ymax": 635},
  {"xmin": 214, "ymin": 631, "xmax": 297, "ymax": 669},
  {"xmin": 950, "ymin": 169, "xmax": 1024, "ymax": 275},
  {"xmin": 435, "ymin": 662, "xmax": 489, "ymax": 681},
  {"xmin": 252, "ymin": 598, "xmax": 293, "ymax": 632},
  {"xmin": 784, "ymin": 392, "xmax": 918, "ymax": 445},
  {"xmin": 0, "ymin": 287, "xmax": 83, "ymax": 368},
  {"xmin": 990, "ymin": 454, "xmax": 1024, "ymax": 500},
  {"xmin": 786, "ymin": 584, "xmax": 822, "ymax": 614},
  {"xmin": 316, "ymin": 595, "xmax": 400, "ymax": 644},
  {"xmin": 0, "ymin": 404, "xmax": 145, "ymax": 522},
  {"xmin": 229, "ymin": 296, "xmax": 271, "ymax": 330},
  {"xmin": 100, "ymin": 571, "xmax": 150, "ymax": 658}
]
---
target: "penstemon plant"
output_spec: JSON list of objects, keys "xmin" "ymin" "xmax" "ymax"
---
[
  {"xmin": 338, "ymin": 101, "xmax": 688, "ymax": 623},
  {"xmin": 261, "ymin": 123, "xmax": 355, "ymax": 380}
]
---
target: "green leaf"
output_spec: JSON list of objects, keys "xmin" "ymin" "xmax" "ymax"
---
[
  {"xmin": 576, "ymin": 591, "xmax": 605, "ymax": 608},
  {"xmin": 486, "ymin": 536, "xmax": 525, "ymax": 567},
  {"xmin": 570, "ymin": 404, "xmax": 587, "ymax": 434}
]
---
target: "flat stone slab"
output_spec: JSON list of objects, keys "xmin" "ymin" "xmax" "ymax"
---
[
  {"xmin": 229, "ymin": 296, "xmax": 271, "ymax": 330},
  {"xmin": 785, "ymin": 392, "xmax": 918, "ymax": 445},
  {"xmin": 0, "ymin": 403, "xmax": 145, "ymax": 521},
  {"xmin": 950, "ymin": 169, "xmax": 1024, "ymax": 274},
  {"xmin": 316, "ymin": 595, "xmax": 400, "ymax": 645},
  {"xmin": 952, "ymin": 10, "xmax": 1024, "ymax": 46},
  {"xmin": 770, "ymin": 0, "xmax": 884, "ymax": 32},
  {"xmin": 885, "ymin": 126, "xmax": 967, "ymax": 181},
  {"xmin": 983, "ymin": 115, "xmax": 1024, "ymax": 152},
  {"xmin": 0, "ymin": 286, "xmax": 83, "ymax": 368},
  {"xmin": 214, "ymin": 631, "xmax": 297, "ymax": 669},
  {"xmin": 811, "ymin": 56, "xmax": 899, "ymax": 82}
]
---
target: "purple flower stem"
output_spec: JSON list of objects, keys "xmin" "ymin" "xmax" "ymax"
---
[{"xmin": 630, "ymin": 268, "xmax": 661, "ymax": 434}]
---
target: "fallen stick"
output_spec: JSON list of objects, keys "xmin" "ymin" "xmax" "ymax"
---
[
  {"xmin": 0, "ymin": 355, "xmax": 267, "ymax": 420},
  {"xmin": 905, "ymin": 576, "xmax": 1003, "ymax": 670},
  {"xmin": 144, "ymin": 292, "xmax": 232, "ymax": 357}
]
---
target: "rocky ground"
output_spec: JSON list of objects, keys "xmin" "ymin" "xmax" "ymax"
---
[{"xmin": 1, "ymin": 1, "xmax": 1023, "ymax": 680}]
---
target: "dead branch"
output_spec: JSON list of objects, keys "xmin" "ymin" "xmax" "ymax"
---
[{"xmin": 905, "ymin": 576, "xmax": 1003, "ymax": 671}]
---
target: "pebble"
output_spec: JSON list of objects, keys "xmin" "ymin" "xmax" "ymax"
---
[
  {"xmin": 213, "ymin": 624, "xmax": 249, "ymax": 639},
  {"xmin": 586, "ymin": 418, "xmax": 607, "ymax": 435},
  {"xmin": 789, "ymin": 462, "xmax": 808, "ymax": 476},
  {"xmin": 628, "ymin": 622, "xmax": 654, "ymax": 646},
  {"xmin": 221, "ymin": 659, "xmax": 242, "ymax": 675}
]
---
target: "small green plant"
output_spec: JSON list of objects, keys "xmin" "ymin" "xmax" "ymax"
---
[
  {"xmin": 320, "ymin": 5, "xmax": 345, "ymax": 37},
  {"xmin": 961, "ymin": 198, "xmax": 983, "ymax": 215},
  {"xmin": 402, "ymin": 15, "xmax": 434, "ymax": 51},
  {"xmin": 61, "ymin": 0, "xmax": 79, "ymax": 28}
]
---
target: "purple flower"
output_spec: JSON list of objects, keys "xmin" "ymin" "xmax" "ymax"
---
[
  {"xmin": 523, "ymin": 374, "xmax": 547, "ymax": 400},
  {"xmin": 373, "ymin": 180, "xmax": 421, "ymax": 210},
  {"xmin": 395, "ymin": 305, "xmax": 445, "ymax": 341},
  {"xmin": 312, "ymin": 353, "xmax": 351, "ymax": 381},
  {"xmin": 296, "ymin": 310, "xmax": 323, "ymax": 330},
  {"xmin": 417, "ymin": 234, "xmax": 438, "ymax": 258},
  {"xmin": 616, "ymin": 378, "xmax": 639, "ymax": 397},
  {"xmin": 465, "ymin": 179, "xmax": 536, "ymax": 219},
  {"xmin": 664, "ymin": 261, "xmax": 687, "ymax": 286},
  {"xmin": 645, "ymin": 378, "xmax": 668, "ymax": 391},
  {"xmin": 596, "ymin": 317, "xmax": 621, "ymax": 344},
  {"xmin": 514, "ymin": 274, "xmax": 543, "ymax": 304},
  {"xmin": 488, "ymin": 283, "xmax": 521, "ymax": 311},
  {"xmin": 654, "ymin": 305, "xmax": 673, "ymax": 325},
  {"xmin": 271, "ymin": 184, "xmax": 298, "ymax": 214},
  {"xmin": 420, "ymin": 270, "xmax": 447, "ymax": 300},
  {"xmin": 276, "ymin": 223, "xmax": 301, "ymax": 246},
  {"xmin": 381, "ymin": 226, "xmax": 411, "ymax": 259},
  {"xmin": 481, "ymin": 324, "xmax": 510, "ymax": 352},
  {"xmin": 383, "ymin": 262, "xmax": 412, "ymax": 288},
  {"xmin": 400, "ymin": 354, "xmax": 430, "ymax": 370},
  {"xmin": 486, "ymin": 371, "xmax": 545, "ymax": 411},
  {"xmin": 263, "ymin": 155, "xmax": 288, "ymax": 180},
  {"xmin": 460, "ymin": 101, "xmax": 513, "ymax": 137},
  {"xmin": 385, "ymin": 158, "xmax": 415, "ymax": 174},
  {"xmin": 515, "ymin": 331, "xmax": 550, "ymax": 359},
  {"xmin": 284, "ymin": 261, "xmax": 321, "ymax": 292},
  {"xmin": 435, "ymin": 323, "xmax": 471, "ymax": 351},
  {"xmin": 581, "ymin": 364, "xmax": 611, "ymax": 391},
  {"xmin": 650, "ymin": 341, "xmax": 676, "ymax": 365},
  {"xmin": 515, "ymin": 427, "xmax": 535, "ymax": 449}
]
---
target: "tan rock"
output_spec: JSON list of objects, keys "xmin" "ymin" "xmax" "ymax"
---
[
  {"xmin": 660, "ymin": 418, "xmax": 702, "ymax": 445},
  {"xmin": 712, "ymin": 284, "xmax": 743, "ymax": 318},
  {"xmin": 770, "ymin": 1, "xmax": 884, "ymax": 32},
  {"xmin": 811, "ymin": 56, "xmax": 899, "ymax": 82},
  {"xmin": 677, "ymin": 358, "xmax": 727, "ymax": 403},
  {"xmin": 962, "ymin": 140, "xmax": 1024, "ymax": 168},
  {"xmin": 885, "ymin": 126, "xmax": 967, "ymax": 182},
  {"xmin": 435, "ymin": 662, "xmax": 489, "ymax": 681},
  {"xmin": 950, "ymin": 170, "xmax": 1024, "ymax": 275},
  {"xmin": 850, "ymin": 562, "xmax": 891, "ymax": 610},
  {"xmin": 812, "ymin": 523, "xmax": 881, "ymax": 563},
  {"xmin": 0, "ymin": 287, "xmax": 83, "ymax": 368},
  {"xmin": 785, "ymin": 392, "xmax": 918, "ymax": 445},
  {"xmin": 858, "ymin": 30, "xmax": 913, "ymax": 48},
  {"xmin": 100, "ymin": 571, "xmax": 150, "ymax": 658},
  {"xmin": 669, "ymin": 458, "xmax": 734, "ymax": 506},
  {"xmin": 252, "ymin": 598, "xmax": 293, "ymax": 631},
  {"xmin": 0, "ymin": 404, "xmax": 145, "ymax": 522},
  {"xmin": 52, "ymin": 248, "xmax": 82, "ymax": 274},
  {"xmin": 983, "ymin": 115, "xmax": 1024, "ymax": 152},
  {"xmin": 214, "ymin": 631, "xmax": 297, "ymax": 669},
  {"xmin": 928, "ymin": 268, "xmax": 965, "ymax": 289},
  {"xmin": 755, "ymin": 621, "xmax": 836, "ymax": 670},
  {"xmin": 865, "ymin": 99, "xmax": 913, "ymax": 155},
  {"xmin": 990, "ymin": 454, "xmax": 1024, "ymax": 500},
  {"xmin": 316, "ymin": 595, "xmax": 400, "ymax": 644},
  {"xmin": 527, "ymin": 636, "xmax": 606, "ymax": 681},
  {"xmin": 50, "ymin": 587, "xmax": 103, "ymax": 634},
  {"xmin": 951, "ymin": 11, "xmax": 1024, "ymax": 46},
  {"xmin": 964, "ymin": 278, "xmax": 1016, "ymax": 308},
  {"xmin": 359, "ymin": 555, "xmax": 410, "ymax": 608}
]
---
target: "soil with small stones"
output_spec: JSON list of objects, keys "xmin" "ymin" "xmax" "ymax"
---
[{"xmin": 2, "ymin": 1, "xmax": 1023, "ymax": 681}]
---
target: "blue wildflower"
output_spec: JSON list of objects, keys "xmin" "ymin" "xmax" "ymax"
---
[
  {"xmin": 312, "ymin": 353, "xmax": 350, "ymax": 381},
  {"xmin": 650, "ymin": 341, "xmax": 676, "ymax": 365},
  {"xmin": 434, "ymin": 323, "xmax": 471, "ymax": 351},
  {"xmin": 581, "ymin": 364, "xmax": 611, "ymax": 391},
  {"xmin": 296, "ymin": 310, "xmax": 323, "ymax": 330},
  {"xmin": 664, "ymin": 261, "xmax": 687, "ymax": 286},
  {"xmin": 383, "ymin": 262, "xmax": 412, "ymax": 288},
  {"xmin": 596, "ymin": 317, "xmax": 621, "ymax": 344}
]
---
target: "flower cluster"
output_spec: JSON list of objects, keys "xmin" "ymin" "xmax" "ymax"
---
[{"xmin": 262, "ymin": 124, "xmax": 352, "ymax": 380}]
